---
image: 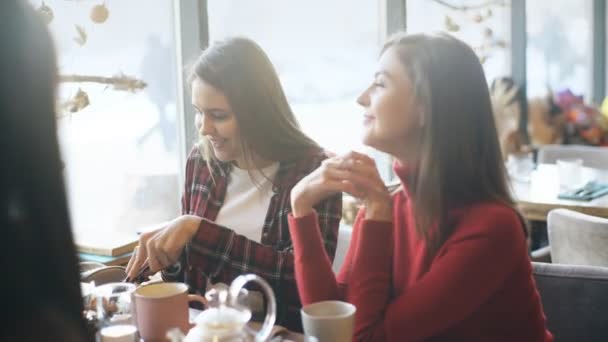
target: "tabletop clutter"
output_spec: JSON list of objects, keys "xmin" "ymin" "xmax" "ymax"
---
[{"xmin": 82, "ymin": 273, "xmax": 353, "ymax": 341}]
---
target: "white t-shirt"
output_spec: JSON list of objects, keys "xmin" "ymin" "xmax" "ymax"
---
[{"xmin": 215, "ymin": 163, "xmax": 280, "ymax": 243}]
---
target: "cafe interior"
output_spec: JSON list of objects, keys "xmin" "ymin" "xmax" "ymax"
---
[{"xmin": 4, "ymin": 0, "xmax": 608, "ymax": 341}]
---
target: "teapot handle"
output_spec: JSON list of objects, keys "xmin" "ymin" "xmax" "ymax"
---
[{"xmin": 229, "ymin": 274, "xmax": 276, "ymax": 341}]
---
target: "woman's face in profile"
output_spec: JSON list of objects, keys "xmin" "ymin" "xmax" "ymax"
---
[
  {"xmin": 356, "ymin": 46, "xmax": 422, "ymax": 158},
  {"xmin": 192, "ymin": 78, "xmax": 244, "ymax": 166}
]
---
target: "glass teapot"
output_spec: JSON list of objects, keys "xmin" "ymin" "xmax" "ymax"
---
[{"xmin": 167, "ymin": 274, "xmax": 276, "ymax": 342}]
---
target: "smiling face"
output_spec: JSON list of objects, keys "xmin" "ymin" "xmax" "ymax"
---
[
  {"xmin": 191, "ymin": 77, "xmax": 244, "ymax": 166},
  {"xmin": 356, "ymin": 46, "xmax": 422, "ymax": 161}
]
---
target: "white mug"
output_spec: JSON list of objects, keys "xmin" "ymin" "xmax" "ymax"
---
[
  {"xmin": 100, "ymin": 324, "xmax": 137, "ymax": 342},
  {"xmin": 301, "ymin": 300, "xmax": 356, "ymax": 342},
  {"xmin": 557, "ymin": 158, "xmax": 583, "ymax": 189}
]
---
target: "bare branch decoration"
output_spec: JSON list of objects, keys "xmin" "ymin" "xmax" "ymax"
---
[{"xmin": 59, "ymin": 74, "xmax": 147, "ymax": 92}]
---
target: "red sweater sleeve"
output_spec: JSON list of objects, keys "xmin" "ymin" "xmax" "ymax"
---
[
  {"xmin": 345, "ymin": 218, "xmax": 393, "ymax": 341},
  {"xmin": 290, "ymin": 206, "xmax": 531, "ymax": 342},
  {"xmin": 289, "ymin": 211, "xmax": 342, "ymax": 304},
  {"xmin": 354, "ymin": 207, "xmax": 528, "ymax": 341},
  {"xmin": 288, "ymin": 210, "xmax": 393, "ymax": 325}
]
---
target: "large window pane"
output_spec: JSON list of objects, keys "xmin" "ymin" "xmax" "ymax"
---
[
  {"xmin": 207, "ymin": 0, "xmax": 386, "ymax": 176},
  {"xmin": 406, "ymin": 0, "xmax": 512, "ymax": 84},
  {"xmin": 38, "ymin": 0, "xmax": 182, "ymax": 235},
  {"xmin": 526, "ymin": 0, "xmax": 592, "ymax": 99}
]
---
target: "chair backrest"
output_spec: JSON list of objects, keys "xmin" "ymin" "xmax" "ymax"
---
[
  {"xmin": 332, "ymin": 224, "xmax": 353, "ymax": 273},
  {"xmin": 532, "ymin": 262, "xmax": 608, "ymax": 342},
  {"xmin": 537, "ymin": 144, "xmax": 608, "ymax": 169},
  {"xmin": 548, "ymin": 208, "xmax": 608, "ymax": 267},
  {"xmin": 80, "ymin": 262, "xmax": 127, "ymax": 285}
]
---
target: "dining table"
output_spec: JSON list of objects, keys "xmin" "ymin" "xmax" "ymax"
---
[{"xmin": 510, "ymin": 163, "xmax": 608, "ymax": 221}]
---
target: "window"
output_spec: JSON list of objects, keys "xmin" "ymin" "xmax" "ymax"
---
[
  {"xmin": 206, "ymin": 0, "xmax": 394, "ymax": 179},
  {"xmin": 38, "ymin": 0, "xmax": 183, "ymax": 235},
  {"xmin": 406, "ymin": 0, "xmax": 512, "ymax": 84},
  {"xmin": 526, "ymin": 0, "xmax": 592, "ymax": 99}
]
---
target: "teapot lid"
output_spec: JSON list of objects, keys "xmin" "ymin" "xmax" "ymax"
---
[{"xmin": 194, "ymin": 306, "xmax": 251, "ymax": 331}]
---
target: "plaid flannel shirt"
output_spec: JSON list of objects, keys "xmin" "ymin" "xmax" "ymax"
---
[{"xmin": 162, "ymin": 146, "xmax": 342, "ymax": 331}]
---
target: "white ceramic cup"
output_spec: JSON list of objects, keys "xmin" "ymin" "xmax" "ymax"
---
[
  {"xmin": 301, "ymin": 300, "xmax": 356, "ymax": 342},
  {"xmin": 99, "ymin": 324, "xmax": 137, "ymax": 342},
  {"xmin": 557, "ymin": 158, "xmax": 583, "ymax": 189}
]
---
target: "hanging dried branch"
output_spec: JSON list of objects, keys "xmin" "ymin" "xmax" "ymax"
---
[
  {"xmin": 58, "ymin": 88, "xmax": 90, "ymax": 115},
  {"xmin": 59, "ymin": 73, "xmax": 147, "ymax": 92},
  {"xmin": 57, "ymin": 73, "xmax": 147, "ymax": 115},
  {"xmin": 37, "ymin": 1, "xmax": 54, "ymax": 24},
  {"xmin": 431, "ymin": 0, "xmax": 507, "ymax": 11},
  {"xmin": 73, "ymin": 24, "xmax": 87, "ymax": 46}
]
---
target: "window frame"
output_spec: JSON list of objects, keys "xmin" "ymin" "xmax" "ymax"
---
[
  {"xmin": 182, "ymin": 0, "xmax": 406, "ymax": 180},
  {"xmin": 180, "ymin": 0, "xmax": 608, "ymax": 180},
  {"xmin": 177, "ymin": 0, "xmax": 209, "ymax": 176},
  {"xmin": 509, "ymin": 0, "xmax": 605, "ymax": 105}
]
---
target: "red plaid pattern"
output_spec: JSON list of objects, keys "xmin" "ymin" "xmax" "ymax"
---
[{"xmin": 163, "ymin": 146, "xmax": 341, "ymax": 331}]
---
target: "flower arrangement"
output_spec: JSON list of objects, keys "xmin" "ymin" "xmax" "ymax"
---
[{"xmin": 555, "ymin": 89, "xmax": 608, "ymax": 146}]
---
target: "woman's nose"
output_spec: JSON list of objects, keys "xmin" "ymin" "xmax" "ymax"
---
[
  {"xmin": 357, "ymin": 86, "xmax": 371, "ymax": 107},
  {"xmin": 196, "ymin": 114, "xmax": 214, "ymax": 135}
]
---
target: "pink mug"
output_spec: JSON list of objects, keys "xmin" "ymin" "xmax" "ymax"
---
[{"xmin": 133, "ymin": 282, "xmax": 206, "ymax": 341}]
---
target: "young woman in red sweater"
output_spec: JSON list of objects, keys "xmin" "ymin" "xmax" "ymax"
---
[{"xmin": 288, "ymin": 33, "xmax": 553, "ymax": 341}]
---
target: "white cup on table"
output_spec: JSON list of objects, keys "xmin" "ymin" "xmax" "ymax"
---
[
  {"xmin": 99, "ymin": 324, "xmax": 137, "ymax": 342},
  {"xmin": 301, "ymin": 300, "xmax": 356, "ymax": 342},
  {"xmin": 557, "ymin": 158, "xmax": 583, "ymax": 189}
]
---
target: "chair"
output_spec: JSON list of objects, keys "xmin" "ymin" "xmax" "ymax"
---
[
  {"xmin": 532, "ymin": 262, "xmax": 608, "ymax": 341},
  {"xmin": 545, "ymin": 209, "xmax": 608, "ymax": 267},
  {"xmin": 537, "ymin": 144, "xmax": 608, "ymax": 169},
  {"xmin": 80, "ymin": 262, "xmax": 127, "ymax": 285},
  {"xmin": 530, "ymin": 245, "xmax": 552, "ymax": 263},
  {"xmin": 332, "ymin": 224, "xmax": 353, "ymax": 273}
]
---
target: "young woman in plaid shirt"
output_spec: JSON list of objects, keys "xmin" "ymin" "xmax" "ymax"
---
[{"xmin": 126, "ymin": 37, "xmax": 342, "ymax": 331}]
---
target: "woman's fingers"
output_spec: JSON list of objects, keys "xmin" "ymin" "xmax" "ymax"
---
[
  {"xmin": 290, "ymin": 151, "xmax": 380, "ymax": 216},
  {"xmin": 127, "ymin": 241, "xmax": 149, "ymax": 279},
  {"xmin": 321, "ymin": 166, "xmax": 379, "ymax": 196},
  {"xmin": 143, "ymin": 220, "xmax": 193, "ymax": 274},
  {"xmin": 125, "ymin": 246, "xmax": 137, "ymax": 275},
  {"xmin": 146, "ymin": 239, "xmax": 163, "ymax": 273},
  {"xmin": 345, "ymin": 173, "xmax": 385, "ymax": 197},
  {"xmin": 339, "ymin": 180, "xmax": 365, "ymax": 198},
  {"xmin": 322, "ymin": 157, "xmax": 374, "ymax": 180},
  {"xmin": 342, "ymin": 151, "xmax": 376, "ymax": 166},
  {"xmin": 319, "ymin": 152, "xmax": 387, "ymax": 198},
  {"xmin": 320, "ymin": 165, "xmax": 351, "ymax": 180},
  {"xmin": 329, "ymin": 179, "xmax": 361, "ymax": 195},
  {"xmin": 342, "ymin": 162, "xmax": 384, "ymax": 188},
  {"xmin": 159, "ymin": 250, "xmax": 175, "ymax": 269},
  {"xmin": 321, "ymin": 152, "xmax": 372, "ymax": 170},
  {"xmin": 344, "ymin": 158, "xmax": 381, "ymax": 179}
]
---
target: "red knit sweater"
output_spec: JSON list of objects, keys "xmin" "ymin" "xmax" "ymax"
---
[{"xmin": 288, "ymin": 166, "xmax": 553, "ymax": 341}]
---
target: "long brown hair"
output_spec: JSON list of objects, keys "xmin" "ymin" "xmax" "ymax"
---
[
  {"xmin": 0, "ymin": 0, "xmax": 88, "ymax": 340},
  {"xmin": 384, "ymin": 33, "xmax": 519, "ymax": 254},
  {"xmin": 189, "ymin": 37, "xmax": 319, "ymax": 171}
]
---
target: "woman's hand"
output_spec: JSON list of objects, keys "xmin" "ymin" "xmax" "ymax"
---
[
  {"xmin": 291, "ymin": 153, "xmax": 358, "ymax": 217},
  {"xmin": 125, "ymin": 215, "xmax": 202, "ymax": 278},
  {"xmin": 337, "ymin": 152, "xmax": 392, "ymax": 221},
  {"xmin": 291, "ymin": 151, "xmax": 392, "ymax": 221}
]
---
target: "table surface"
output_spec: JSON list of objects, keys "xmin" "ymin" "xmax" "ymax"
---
[{"xmin": 511, "ymin": 163, "xmax": 608, "ymax": 221}]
